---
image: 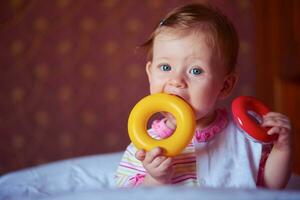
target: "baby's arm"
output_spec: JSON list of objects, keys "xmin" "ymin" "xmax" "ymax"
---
[
  {"xmin": 135, "ymin": 147, "xmax": 173, "ymax": 186},
  {"xmin": 262, "ymin": 112, "xmax": 292, "ymax": 189}
]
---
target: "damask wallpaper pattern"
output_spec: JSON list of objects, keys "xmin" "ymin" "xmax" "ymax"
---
[{"xmin": 0, "ymin": 0, "xmax": 255, "ymax": 174}]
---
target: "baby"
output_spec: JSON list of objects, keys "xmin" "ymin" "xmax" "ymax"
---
[{"xmin": 115, "ymin": 3, "xmax": 292, "ymax": 189}]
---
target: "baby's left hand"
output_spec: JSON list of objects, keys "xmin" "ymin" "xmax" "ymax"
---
[{"xmin": 262, "ymin": 112, "xmax": 292, "ymax": 151}]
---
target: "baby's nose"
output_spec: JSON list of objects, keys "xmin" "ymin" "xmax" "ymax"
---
[{"xmin": 169, "ymin": 75, "xmax": 187, "ymax": 88}]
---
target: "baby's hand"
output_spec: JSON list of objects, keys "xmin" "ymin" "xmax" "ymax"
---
[
  {"xmin": 135, "ymin": 147, "xmax": 173, "ymax": 185},
  {"xmin": 262, "ymin": 112, "xmax": 292, "ymax": 151}
]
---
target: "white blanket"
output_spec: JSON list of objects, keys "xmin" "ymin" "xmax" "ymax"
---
[{"xmin": 0, "ymin": 152, "xmax": 299, "ymax": 200}]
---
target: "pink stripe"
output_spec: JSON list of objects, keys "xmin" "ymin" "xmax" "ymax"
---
[
  {"xmin": 173, "ymin": 157, "xmax": 196, "ymax": 164},
  {"xmin": 120, "ymin": 161, "xmax": 145, "ymax": 170},
  {"xmin": 172, "ymin": 174, "xmax": 197, "ymax": 183},
  {"xmin": 174, "ymin": 156, "xmax": 195, "ymax": 160},
  {"xmin": 119, "ymin": 164, "xmax": 146, "ymax": 173},
  {"xmin": 172, "ymin": 177, "xmax": 197, "ymax": 184},
  {"xmin": 174, "ymin": 155, "xmax": 195, "ymax": 159},
  {"xmin": 173, "ymin": 160, "xmax": 196, "ymax": 166}
]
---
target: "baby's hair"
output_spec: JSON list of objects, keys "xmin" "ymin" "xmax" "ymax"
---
[{"xmin": 142, "ymin": 3, "xmax": 239, "ymax": 73}]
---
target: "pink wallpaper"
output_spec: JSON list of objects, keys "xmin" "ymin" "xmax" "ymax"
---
[{"xmin": 0, "ymin": 0, "xmax": 255, "ymax": 174}]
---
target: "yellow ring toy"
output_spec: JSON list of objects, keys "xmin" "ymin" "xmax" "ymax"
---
[{"xmin": 128, "ymin": 93, "xmax": 196, "ymax": 157}]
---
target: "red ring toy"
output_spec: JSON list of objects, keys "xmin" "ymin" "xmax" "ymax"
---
[{"xmin": 232, "ymin": 96, "xmax": 278, "ymax": 143}]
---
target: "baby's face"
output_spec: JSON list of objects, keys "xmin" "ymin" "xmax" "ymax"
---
[{"xmin": 146, "ymin": 31, "xmax": 229, "ymax": 124}]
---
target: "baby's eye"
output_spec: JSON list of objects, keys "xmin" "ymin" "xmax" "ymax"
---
[
  {"xmin": 160, "ymin": 64, "xmax": 172, "ymax": 71},
  {"xmin": 190, "ymin": 68, "xmax": 203, "ymax": 75}
]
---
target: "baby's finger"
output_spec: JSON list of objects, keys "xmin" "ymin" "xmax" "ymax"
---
[
  {"xmin": 144, "ymin": 147, "xmax": 163, "ymax": 164},
  {"xmin": 263, "ymin": 112, "xmax": 290, "ymax": 122},
  {"xmin": 159, "ymin": 157, "xmax": 173, "ymax": 170},
  {"xmin": 135, "ymin": 149, "xmax": 146, "ymax": 161},
  {"xmin": 262, "ymin": 118, "xmax": 291, "ymax": 130},
  {"xmin": 267, "ymin": 126, "xmax": 289, "ymax": 136},
  {"xmin": 151, "ymin": 156, "xmax": 167, "ymax": 168}
]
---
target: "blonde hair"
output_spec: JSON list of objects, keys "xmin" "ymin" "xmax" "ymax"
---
[{"xmin": 142, "ymin": 3, "xmax": 239, "ymax": 73}]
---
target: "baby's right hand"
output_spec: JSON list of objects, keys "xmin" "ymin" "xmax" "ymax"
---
[{"xmin": 135, "ymin": 147, "xmax": 173, "ymax": 185}]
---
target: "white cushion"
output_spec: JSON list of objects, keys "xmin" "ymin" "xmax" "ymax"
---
[{"xmin": 0, "ymin": 152, "xmax": 123, "ymax": 199}]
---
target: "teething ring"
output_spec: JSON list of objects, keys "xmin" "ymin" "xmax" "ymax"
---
[
  {"xmin": 128, "ymin": 93, "xmax": 196, "ymax": 157},
  {"xmin": 232, "ymin": 96, "xmax": 278, "ymax": 143}
]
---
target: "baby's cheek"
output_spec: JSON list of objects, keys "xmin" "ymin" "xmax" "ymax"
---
[{"xmin": 149, "ymin": 85, "xmax": 162, "ymax": 94}]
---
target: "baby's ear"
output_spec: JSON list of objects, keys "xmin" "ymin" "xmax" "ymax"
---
[
  {"xmin": 145, "ymin": 61, "xmax": 152, "ymax": 80},
  {"xmin": 219, "ymin": 73, "xmax": 238, "ymax": 99}
]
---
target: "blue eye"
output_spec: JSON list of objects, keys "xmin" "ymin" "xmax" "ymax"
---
[
  {"xmin": 160, "ymin": 64, "xmax": 171, "ymax": 71},
  {"xmin": 190, "ymin": 68, "xmax": 203, "ymax": 75}
]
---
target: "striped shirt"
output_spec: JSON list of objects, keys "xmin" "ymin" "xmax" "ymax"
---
[{"xmin": 115, "ymin": 130, "xmax": 198, "ymax": 187}]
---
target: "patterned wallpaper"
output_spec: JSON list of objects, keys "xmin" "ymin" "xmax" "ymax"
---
[{"xmin": 0, "ymin": 0, "xmax": 255, "ymax": 174}]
